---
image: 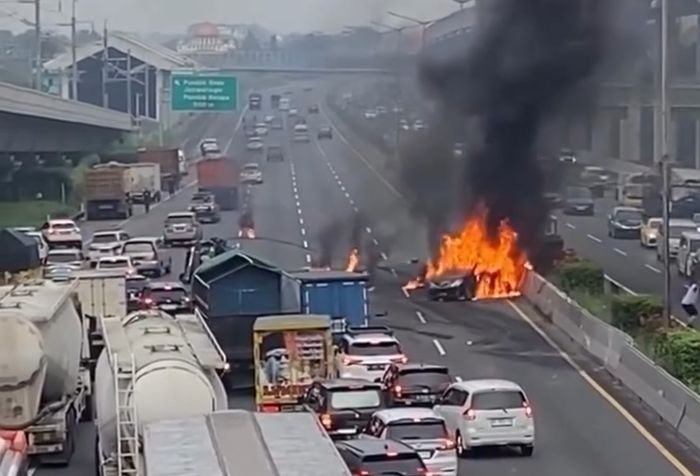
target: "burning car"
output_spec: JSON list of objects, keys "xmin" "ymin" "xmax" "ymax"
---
[{"xmin": 427, "ymin": 272, "xmax": 477, "ymax": 301}]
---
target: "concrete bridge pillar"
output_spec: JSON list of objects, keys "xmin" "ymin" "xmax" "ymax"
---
[
  {"xmin": 621, "ymin": 104, "xmax": 642, "ymax": 162},
  {"xmin": 592, "ymin": 109, "xmax": 615, "ymax": 159}
]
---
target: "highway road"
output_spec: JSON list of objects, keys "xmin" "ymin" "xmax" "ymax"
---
[{"xmin": 36, "ymin": 80, "xmax": 700, "ymax": 476}]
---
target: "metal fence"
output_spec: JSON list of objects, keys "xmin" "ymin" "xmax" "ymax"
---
[{"xmin": 522, "ymin": 271, "xmax": 700, "ymax": 449}]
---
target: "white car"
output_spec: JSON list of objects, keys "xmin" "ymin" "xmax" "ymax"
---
[
  {"xmin": 360, "ymin": 408, "xmax": 457, "ymax": 476},
  {"xmin": 247, "ymin": 138, "xmax": 264, "ymax": 151},
  {"xmin": 96, "ymin": 255, "xmax": 137, "ymax": 276},
  {"xmin": 293, "ymin": 133, "xmax": 311, "ymax": 143},
  {"xmin": 640, "ymin": 217, "xmax": 662, "ymax": 248},
  {"xmin": 335, "ymin": 327, "xmax": 406, "ymax": 382},
  {"xmin": 264, "ymin": 115, "xmax": 275, "ymax": 123},
  {"xmin": 434, "ymin": 379, "xmax": 535, "ymax": 457},
  {"xmin": 293, "ymin": 124, "xmax": 309, "ymax": 134},
  {"xmin": 364, "ymin": 109, "xmax": 377, "ymax": 119},
  {"xmin": 254, "ymin": 124, "xmax": 269, "ymax": 136},
  {"xmin": 677, "ymin": 230, "xmax": 700, "ymax": 277},
  {"xmin": 413, "ymin": 120, "xmax": 426, "ymax": 131},
  {"xmin": 399, "ymin": 119, "xmax": 410, "ymax": 131},
  {"xmin": 87, "ymin": 230, "xmax": 130, "ymax": 265},
  {"xmin": 288, "ymin": 108, "xmax": 299, "ymax": 116},
  {"xmin": 240, "ymin": 163, "xmax": 263, "ymax": 184},
  {"xmin": 41, "ymin": 219, "xmax": 82, "ymax": 249},
  {"xmin": 45, "ymin": 248, "xmax": 84, "ymax": 270}
]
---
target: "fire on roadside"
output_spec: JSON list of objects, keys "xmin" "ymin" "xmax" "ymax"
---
[
  {"xmin": 345, "ymin": 248, "xmax": 360, "ymax": 272},
  {"xmin": 402, "ymin": 206, "xmax": 528, "ymax": 300},
  {"xmin": 239, "ymin": 227, "xmax": 256, "ymax": 239}
]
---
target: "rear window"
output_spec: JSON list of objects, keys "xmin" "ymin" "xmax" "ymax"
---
[
  {"xmin": 150, "ymin": 288, "xmax": 187, "ymax": 301},
  {"xmin": 349, "ymin": 341, "xmax": 401, "ymax": 356},
  {"xmin": 398, "ymin": 369, "xmax": 451, "ymax": 388},
  {"xmin": 127, "ymin": 277, "xmax": 148, "ymax": 291},
  {"xmin": 123, "ymin": 242, "xmax": 154, "ymax": 254},
  {"xmin": 92, "ymin": 234, "xmax": 118, "ymax": 244},
  {"xmin": 166, "ymin": 216, "xmax": 193, "ymax": 225},
  {"xmin": 472, "ymin": 390, "xmax": 526, "ymax": 410},
  {"xmin": 330, "ymin": 389, "xmax": 381, "ymax": 410},
  {"xmin": 48, "ymin": 252, "xmax": 80, "ymax": 263},
  {"xmin": 99, "ymin": 259, "xmax": 129, "ymax": 269},
  {"xmin": 361, "ymin": 454, "xmax": 425, "ymax": 475},
  {"xmin": 386, "ymin": 421, "xmax": 447, "ymax": 441},
  {"xmin": 51, "ymin": 222, "xmax": 75, "ymax": 230},
  {"xmin": 244, "ymin": 165, "xmax": 259, "ymax": 171}
]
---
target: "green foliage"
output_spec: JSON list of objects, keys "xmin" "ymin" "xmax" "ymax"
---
[
  {"xmin": 610, "ymin": 294, "xmax": 662, "ymax": 335},
  {"xmin": 559, "ymin": 260, "xmax": 604, "ymax": 295},
  {"xmin": 0, "ymin": 200, "xmax": 76, "ymax": 228},
  {"xmin": 654, "ymin": 329, "xmax": 700, "ymax": 389}
]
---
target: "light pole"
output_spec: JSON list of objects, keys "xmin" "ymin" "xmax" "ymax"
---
[
  {"xmin": 53, "ymin": 1, "xmax": 93, "ymax": 101},
  {"xmin": 659, "ymin": 0, "xmax": 672, "ymax": 326},
  {"xmin": 386, "ymin": 11, "xmax": 435, "ymax": 52}
]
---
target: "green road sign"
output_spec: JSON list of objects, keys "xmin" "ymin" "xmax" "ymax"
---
[{"xmin": 171, "ymin": 74, "xmax": 238, "ymax": 111}]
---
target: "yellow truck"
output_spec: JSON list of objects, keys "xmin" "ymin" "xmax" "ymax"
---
[{"xmin": 253, "ymin": 314, "xmax": 334, "ymax": 412}]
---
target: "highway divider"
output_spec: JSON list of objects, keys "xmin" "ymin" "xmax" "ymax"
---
[{"xmin": 522, "ymin": 271, "xmax": 700, "ymax": 449}]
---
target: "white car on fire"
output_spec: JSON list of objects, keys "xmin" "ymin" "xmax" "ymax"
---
[{"xmin": 335, "ymin": 327, "xmax": 407, "ymax": 382}]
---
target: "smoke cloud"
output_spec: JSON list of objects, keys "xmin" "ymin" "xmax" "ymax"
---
[
  {"xmin": 316, "ymin": 212, "xmax": 370, "ymax": 268},
  {"xmin": 397, "ymin": 0, "xmax": 636, "ymax": 257}
]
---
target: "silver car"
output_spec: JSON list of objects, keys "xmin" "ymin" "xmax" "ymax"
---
[
  {"xmin": 361, "ymin": 408, "xmax": 458, "ymax": 476},
  {"xmin": 87, "ymin": 230, "xmax": 130, "ymax": 265},
  {"xmin": 163, "ymin": 212, "xmax": 202, "ymax": 247},
  {"xmin": 45, "ymin": 248, "xmax": 84, "ymax": 270},
  {"xmin": 122, "ymin": 237, "xmax": 172, "ymax": 277}
]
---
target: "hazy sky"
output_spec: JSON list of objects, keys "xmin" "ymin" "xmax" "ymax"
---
[{"xmin": 0, "ymin": 0, "xmax": 467, "ymax": 35}]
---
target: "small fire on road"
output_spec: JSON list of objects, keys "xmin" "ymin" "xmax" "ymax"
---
[
  {"xmin": 403, "ymin": 206, "xmax": 528, "ymax": 299},
  {"xmin": 345, "ymin": 248, "xmax": 360, "ymax": 272},
  {"xmin": 239, "ymin": 227, "xmax": 256, "ymax": 239}
]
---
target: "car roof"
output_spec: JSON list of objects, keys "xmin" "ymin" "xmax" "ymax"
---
[
  {"xmin": 450, "ymin": 378, "xmax": 524, "ymax": 394},
  {"xmin": 613, "ymin": 206, "xmax": 641, "ymax": 213},
  {"xmin": 48, "ymin": 219, "xmax": 76, "ymax": 225},
  {"xmin": 98, "ymin": 255, "xmax": 130, "ymax": 262},
  {"xmin": 167, "ymin": 212, "xmax": 195, "ymax": 218},
  {"xmin": 372, "ymin": 408, "xmax": 443, "ymax": 423},
  {"xmin": 125, "ymin": 237, "xmax": 158, "ymax": 243},
  {"xmin": 48, "ymin": 248, "xmax": 81, "ymax": 255},
  {"xmin": 244, "ymin": 163, "xmax": 259, "ymax": 168},
  {"xmin": 93, "ymin": 230, "xmax": 123, "ymax": 236},
  {"xmin": 346, "ymin": 333, "xmax": 398, "ymax": 344},
  {"xmin": 320, "ymin": 378, "xmax": 382, "ymax": 390},
  {"xmin": 681, "ymin": 231, "xmax": 700, "ymax": 239},
  {"xmin": 336, "ymin": 438, "xmax": 416, "ymax": 457},
  {"xmin": 394, "ymin": 362, "xmax": 448, "ymax": 373}
]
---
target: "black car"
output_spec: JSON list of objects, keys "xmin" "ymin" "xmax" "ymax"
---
[
  {"xmin": 427, "ymin": 272, "xmax": 476, "ymax": 301},
  {"xmin": 303, "ymin": 379, "xmax": 384, "ymax": 440},
  {"xmin": 126, "ymin": 274, "xmax": 149, "ymax": 312},
  {"xmin": 141, "ymin": 281, "xmax": 192, "ymax": 314},
  {"xmin": 188, "ymin": 192, "xmax": 220, "ymax": 223},
  {"xmin": 335, "ymin": 439, "xmax": 428, "ymax": 476},
  {"xmin": 318, "ymin": 126, "xmax": 333, "ymax": 140},
  {"xmin": 607, "ymin": 206, "xmax": 643, "ymax": 239},
  {"xmin": 563, "ymin": 186, "xmax": 594, "ymax": 216},
  {"xmin": 266, "ymin": 145, "xmax": 284, "ymax": 162},
  {"xmin": 380, "ymin": 363, "xmax": 452, "ymax": 407},
  {"xmin": 308, "ymin": 104, "xmax": 319, "ymax": 114}
]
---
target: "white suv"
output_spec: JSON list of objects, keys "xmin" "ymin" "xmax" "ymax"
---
[
  {"xmin": 361, "ymin": 408, "xmax": 458, "ymax": 475},
  {"xmin": 335, "ymin": 327, "xmax": 406, "ymax": 382},
  {"xmin": 87, "ymin": 230, "xmax": 130, "ymax": 265},
  {"xmin": 433, "ymin": 379, "xmax": 535, "ymax": 457},
  {"xmin": 41, "ymin": 219, "xmax": 82, "ymax": 249}
]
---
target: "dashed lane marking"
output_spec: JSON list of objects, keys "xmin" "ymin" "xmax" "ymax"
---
[
  {"xmin": 302, "ymin": 240, "xmax": 309, "ymax": 249},
  {"xmin": 566, "ymin": 223, "xmax": 576, "ymax": 230},
  {"xmin": 645, "ymin": 264, "xmax": 661, "ymax": 273},
  {"xmin": 432, "ymin": 339, "xmax": 446, "ymax": 356},
  {"xmin": 401, "ymin": 287, "xmax": 410, "ymax": 299},
  {"xmin": 305, "ymin": 253, "xmax": 312, "ymax": 264},
  {"xmin": 381, "ymin": 252, "xmax": 388, "ymax": 261},
  {"xmin": 614, "ymin": 248, "xmax": 628, "ymax": 257},
  {"xmin": 587, "ymin": 234, "xmax": 602, "ymax": 243},
  {"xmin": 416, "ymin": 311, "xmax": 426, "ymax": 324},
  {"xmin": 508, "ymin": 300, "xmax": 694, "ymax": 476}
]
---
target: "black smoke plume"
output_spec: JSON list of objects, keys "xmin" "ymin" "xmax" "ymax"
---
[
  {"xmin": 316, "ymin": 212, "xmax": 369, "ymax": 268},
  {"xmin": 401, "ymin": 0, "xmax": 635, "ymax": 257}
]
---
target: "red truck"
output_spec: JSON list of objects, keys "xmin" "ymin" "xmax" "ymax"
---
[
  {"xmin": 137, "ymin": 148, "xmax": 181, "ymax": 194},
  {"xmin": 196, "ymin": 156, "xmax": 239, "ymax": 210}
]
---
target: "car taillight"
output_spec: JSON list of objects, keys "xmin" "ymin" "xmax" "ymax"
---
[
  {"xmin": 320, "ymin": 414, "xmax": 332, "ymax": 429},
  {"xmin": 142, "ymin": 297, "xmax": 153, "ymax": 306},
  {"xmin": 343, "ymin": 356, "xmax": 362, "ymax": 365},
  {"xmin": 354, "ymin": 471, "xmax": 370, "ymax": 476},
  {"xmin": 463, "ymin": 408, "xmax": 476, "ymax": 421},
  {"xmin": 440, "ymin": 438, "xmax": 455, "ymax": 450},
  {"xmin": 524, "ymin": 403, "xmax": 533, "ymax": 418},
  {"xmin": 390, "ymin": 356, "xmax": 407, "ymax": 364},
  {"xmin": 393, "ymin": 385, "xmax": 402, "ymax": 396}
]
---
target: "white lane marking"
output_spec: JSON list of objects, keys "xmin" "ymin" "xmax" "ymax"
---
[
  {"xmin": 223, "ymin": 103, "xmax": 250, "ymax": 154},
  {"xmin": 586, "ymin": 234, "xmax": 602, "ymax": 243},
  {"xmin": 349, "ymin": 199, "xmax": 355, "ymax": 206},
  {"xmin": 566, "ymin": 223, "xmax": 576, "ymax": 230},
  {"xmin": 353, "ymin": 206, "xmax": 359, "ymax": 212},
  {"xmin": 415, "ymin": 311, "xmax": 426, "ymax": 324},
  {"xmin": 301, "ymin": 228, "xmax": 306, "ymax": 236},
  {"xmin": 432, "ymin": 339, "xmax": 446, "ymax": 356},
  {"xmin": 295, "ymin": 201, "xmax": 301, "ymax": 208},
  {"xmin": 372, "ymin": 238, "xmax": 379, "ymax": 246},
  {"xmin": 381, "ymin": 252, "xmax": 388, "ymax": 261},
  {"xmin": 391, "ymin": 268, "xmax": 398, "ymax": 277},
  {"xmin": 508, "ymin": 301, "xmax": 694, "ymax": 476},
  {"xmin": 305, "ymin": 253, "xmax": 312, "ymax": 264},
  {"xmin": 299, "ymin": 217, "xmax": 304, "ymax": 225},
  {"xmin": 321, "ymin": 108, "xmax": 403, "ymax": 198},
  {"xmin": 614, "ymin": 248, "xmax": 628, "ymax": 257},
  {"xmin": 645, "ymin": 264, "xmax": 661, "ymax": 273},
  {"xmin": 302, "ymin": 240, "xmax": 309, "ymax": 249},
  {"xmin": 401, "ymin": 287, "xmax": 410, "ymax": 298},
  {"xmin": 365, "ymin": 226, "xmax": 372, "ymax": 234}
]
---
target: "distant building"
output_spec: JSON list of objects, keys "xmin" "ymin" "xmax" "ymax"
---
[{"xmin": 177, "ymin": 23, "xmax": 270, "ymax": 55}]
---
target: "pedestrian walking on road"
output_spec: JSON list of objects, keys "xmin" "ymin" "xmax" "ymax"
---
[
  {"xmin": 681, "ymin": 282, "xmax": 699, "ymax": 324},
  {"xmin": 143, "ymin": 190, "xmax": 152, "ymax": 213}
]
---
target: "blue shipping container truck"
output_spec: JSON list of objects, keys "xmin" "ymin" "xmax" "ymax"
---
[
  {"xmin": 289, "ymin": 270, "xmax": 369, "ymax": 332},
  {"xmin": 191, "ymin": 251, "xmax": 300, "ymax": 387}
]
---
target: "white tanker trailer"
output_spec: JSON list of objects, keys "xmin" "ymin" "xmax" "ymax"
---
[
  {"xmin": 95, "ymin": 309, "xmax": 228, "ymax": 476},
  {"xmin": 0, "ymin": 279, "xmax": 92, "ymax": 466}
]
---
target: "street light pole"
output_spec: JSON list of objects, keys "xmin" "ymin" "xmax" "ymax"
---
[
  {"xmin": 386, "ymin": 11, "xmax": 435, "ymax": 54},
  {"xmin": 70, "ymin": 0, "xmax": 76, "ymax": 100},
  {"xmin": 34, "ymin": 0, "xmax": 41, "ymax": 90},
  {"xmin": 660, "ymin": 0, "xmax": 672, "ymax": 326}
]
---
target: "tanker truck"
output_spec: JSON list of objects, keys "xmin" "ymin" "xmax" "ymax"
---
[
  {"xmin": 94, "ymin": 309, "xmax": 228, "ymax": 476},
  {"xmin": 0, "ymin": 279, "xmax": 92, "ymax": 466}
]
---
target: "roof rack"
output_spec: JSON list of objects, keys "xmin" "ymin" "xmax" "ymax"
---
[{"xmin": 346, "ymin": 325, "xmax": 393, "ymax": 336}]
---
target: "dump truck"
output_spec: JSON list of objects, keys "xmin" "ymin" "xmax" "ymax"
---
[
  {"xmin": 137, "ymin": 148, "xmax": 181, "ymax": 194},
  {"xmin": 0, "ymin": 279, "xmax": 92, "ymax": 466},
  {"xmin": 94, "ymin": 310, "xmax": 228, "ymax": 476},
  {"xmin": 84, "ymin": 163, "xmax": 132, "ymax": 220},
  {"xmin": 196, "ymin": 156, "xmax": 239, "ymax": 211},
  {"xmin": 125, "ymin": 163, "xmax": 162, "ymax": 205}
]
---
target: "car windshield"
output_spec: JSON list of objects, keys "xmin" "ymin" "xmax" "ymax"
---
[
  {"xmin": 166, "ymin": 216, "xmax": 193, "ymax": 225},
  {"xmin": 150, "ymin": 288, "xmax": 187, "ymax": 301},
  {"xmin": 671, "ymin": 226, "xmax": 698, "ymax": 239},
  {"xmin": 92, "ymin": 234, "xmax": 119, "ymax": 244},
  {"xmin": 48, "ymin": 252, "xmax": 80, "ymax": 262},
  {"xmin": 472, "ymin": 390, "xmax": 526, "ymax": 410},
  {"xmin": 349, "ymin": 341, "xmax": 401, "ymax": 356},
  {"xmin": 361, "ymin": 455, "xmax": 425, "ymax": 475},
  {"xmin": 123, "ymin": 243, "xmax": 154, "ymax": 254},
  {"xmin": 330, "ymin": 389, "xmax": 381, "ymax": 410},
  {"xmin": 244, "ymin": 165, "xmax": 259, "ymax": 172},
  {"xmin": 398, "ymin": 369, "xmax": 451, "ymax": 389},
  {"xmin": 615, "ymin": 210, "xmax": 641, "ymax": 222},
  {"xmin": 385, "ymin": 421, "xmax": 448, "ymax": 441},
  {"xmin": 648, "ymin": 219, "xmax": 662, "ymax": 229},
  {"xmin": 51, "ymin": 222, "xmax": 75, "ymax": 230},
  {"xmin": 99, "ymin": 259, "xmax": 129, "ymax": 269},
  {"xmin": 567, "ymin": 187, "xmax": 591, "ymax": 199},
  {"xmin": 192, "ymin": 194, "xmax": 212, "ymax": 203}
]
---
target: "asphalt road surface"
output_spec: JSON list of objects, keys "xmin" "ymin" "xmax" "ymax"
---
[{"xmin": 35, "ymin": 79, "xmax": 700, "ymax": 476}]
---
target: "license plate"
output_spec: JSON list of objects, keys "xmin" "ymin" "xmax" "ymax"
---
[
  {"xmin": 160, "ymin": 304, "xmax": 178, "ymax": 311},
  {"xmin": 415, "ymin": 395, "xmax": 432, "ymax": 402},
  {"xmin": 418, "ymin": 451, "xmax": 432, "ymax": 459},
  {"xmin": 491, "ymin": 418, "xmax": 514, "ymax": 427}
]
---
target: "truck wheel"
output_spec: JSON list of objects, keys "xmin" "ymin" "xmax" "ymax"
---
[
  {"xmin": 81, "ymin": 394, "xmax": 94, "ymax": 422},
  {"xmin": 50, "ymin": 408, "xmax": 76, "ymax": 466}
]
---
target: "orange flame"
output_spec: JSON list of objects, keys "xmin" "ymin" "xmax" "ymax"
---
[
  {"xmin": 402, "ymin": 206, "xmax": 528, "ymax": 300},
  {"xmin": 239, "ymin": 227, "xmax": 256, "ymax": 239},
  {"xmin": 345, "ymin": 248, "xmax": 360, "ymax": 272}
]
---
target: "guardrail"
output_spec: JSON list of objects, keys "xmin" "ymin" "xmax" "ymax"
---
[{"xmin": 522, "ymin": 271, "xmax": 700, "ymax": 450}]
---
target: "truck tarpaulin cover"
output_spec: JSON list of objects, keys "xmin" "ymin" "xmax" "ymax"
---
[{"xmin": 0, "ymin": 430, "xmax": 27, "ymax": 476}]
